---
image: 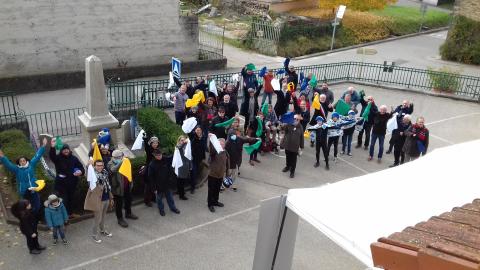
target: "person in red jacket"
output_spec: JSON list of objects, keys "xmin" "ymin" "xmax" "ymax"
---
[{"xmin": 261, "ymin": 69, "xmax": 274, "ymax": 105}]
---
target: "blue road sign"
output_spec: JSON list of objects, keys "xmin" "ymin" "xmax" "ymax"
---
[{"xmin": 172, "ymin": 57, "xmax": 181, "ymax": 79}]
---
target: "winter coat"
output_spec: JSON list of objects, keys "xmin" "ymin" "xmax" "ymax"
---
[
  {"xmin": 84, "ymin": 170, "xmax": 112, "ymax": 212},
  {"xmin": 284, "ymin": 59, "xmax": 298, "ymax": 89},
  {"xmin": 273, "ymin": 90, "xmax": 292, "ymax": 117},
  {"xmin": 241, "ymin": 67, "xmax": 259, "ymax": 93},
  {"xmin": 189, "ymin": 132, "xmax": 206, "ymax": 164},
  {"xmin": 108, "ymin": 159, "xmax": 132, "ymax": 197},
  {"xmin": 176, "ymin": 144, "xmax": 192, "ymax": 179},
  {"xmin": 281, "ymin": 123, "xmax": 304, "ymax": 153},
  {"xmin": 318, "ymin": 88, "xmax": 334, "ymax": 105},
  {"xmin": 359, "ymin": 99, "xmax": 378, "ymax": 125},
  {"xmin": 403, "ymin": 124, "xmax": 429, "ymax": 157},
  {"xmin": 49, "ymin": 147, "xmax": 84, "ymax": 187},
  {"xmin": 372, "ymin": 112, "xmax": 392, "ymax": 135},
  {"xmin": 148, "ymin": 156, "xmax": 173, "ymax": 193},
  {"xmin": 263, "ymin": 74, "xmax": 274, "ymax": 93},
  {"xmin": 44, "ymin": 201, "xmax": 68, "ymax": 228},
  {"xmin": 174, "ymin": 92, "xmax": 188, "ymax": 112},
  {"xmin": 209, "ymin": 115, "xmax": 229, "ymax": 139},
  {"xmin": 19, "ymin": 211, "xmax": 37, "ymax": 236},
  {"xmin": 219, "ymin": 101, "xmax": 238, "ymax": 120},
  {"xmin": 240, "ymin": 87, "xmax": 261, "ymax": 117},
  {"xmin": 341, "ymin": 91, "xmax": 361, "ymax": 106},
  {"xmin": 1, "ymin": 146, "xmax": 45, "ymax": 196},
  {"xmin": 225, "ymin": 136, "xmax": 256, "ymax": 168},
  {"xmin": 208, "ymin": 145, "xmax": 229, "ymax": 179}
]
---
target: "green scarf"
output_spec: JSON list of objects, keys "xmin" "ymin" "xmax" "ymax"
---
[
  {"xmin": 243, "ymin": 140, "xmax": 262, "ymax": 155},
  {"xmin": 362, "ymin": 102, "xmax": 372, "ymax": 121},
  {"xmin": 214, "ymin": 117, "xmax": 235, "ymax": 128},
  {"xmin": 256, "ymin": 117, "xmax": 263, "ymax": 137}
]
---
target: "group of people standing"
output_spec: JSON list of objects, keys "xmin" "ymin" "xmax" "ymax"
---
[{"xmin": 1, "ymin": 59, "xmax": 431, "ymax": 254}]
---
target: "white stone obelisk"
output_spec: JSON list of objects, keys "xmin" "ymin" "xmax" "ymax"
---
[{"xmin": 75, "ymin": 55, "xmax": 119, "ymax": 165}]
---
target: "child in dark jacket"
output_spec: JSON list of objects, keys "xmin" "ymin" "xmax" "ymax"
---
[
  {"xmin": 11, "ymin": 199, "xmax": 46, "ymax": 254},
  {"xmin": 44, "ymin": 194, "xmax": 69, "ymax": 245}
]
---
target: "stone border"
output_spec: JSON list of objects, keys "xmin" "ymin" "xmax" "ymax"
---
[
  {"xmin": 0, "ymin": 58, "xmax": 227, "ymax": 95},
  {"xmin": 293, "ymin": 27, "xmax": 449, "ymax": 61}
]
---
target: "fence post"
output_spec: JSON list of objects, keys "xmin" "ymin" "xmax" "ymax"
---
[{"xmin": 407, "ymin": 69, "xmax": 413, "ymax": 89}]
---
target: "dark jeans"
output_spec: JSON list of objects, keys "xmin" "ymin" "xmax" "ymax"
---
[
  {"xmin": 177, "ymin": 177, "xmax": 188, "ymax": 197},
  {"xmin": 156, "ymin": 191, "xmax": 177, "ymax": 211},
  {"xmin": 190, "ymin": 160, "xmax": 201, "ymax": 192},
  {"xmin": 328, "ymin": 136, "xmax": 340, "ymax": 158},
  {"xmin": 114, "ymin": 190, "xmax": 132, "ymax": 220},
  {"xmin": 52, "ymin": 226, "xmax": 66, "ymax": 240},
  {"xmin": 207, "ymin": 176, "xmax": 222, "ymax": 207},
  {"xmin": 143, "ymin": 171, "xmax": 155, "ymax": 205},
  {"xmin": 285, "ymin": 150, "xmax": 298, "ymax": 173},
  {"xmin": 357, "ymin": 123, "xmax": 373, "ymax": 147},
  {"xmin": 261, "ymin": 92, "xmax": 273, "ymax": 104},
  {"xmin": 249, "ymin": 149, "xmax": 258, "ymax": 161},
  {"xmin": 26, "ymin": 234, "xmax": 41, "ymax": 251},
  {"xmin": 393, "ymin": 138, "xmax": 406, "ymax": 165},
  {"xmin": 175, "ymin": 111, "xmax": 186, "ymax": 126},
  {"xmin": 55, "ymin": 178, "xmax": 78, "ymax": 215},
  {"xmin": 369, "ymin": 133, "xmax": 385, "ymax": 158},
  {"xmin": 341, "ymin": 134, "xmax": 353, "ymax": 154},
  {"xmin": 315, "ymin": 141, "xmax": 329, "ymax": 164}
]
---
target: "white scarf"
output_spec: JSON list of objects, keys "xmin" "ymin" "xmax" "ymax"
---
[
  {"xmin": 17, "ymin": 161, "xmax": 30, "ymax": 169},
  {"xmin": 87, "ymin": 165, "xmax": 97, "ymax": 191}
]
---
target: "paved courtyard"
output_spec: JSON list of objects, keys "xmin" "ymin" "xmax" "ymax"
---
[{"xmin": 1, "ymin": 83, "xmax": 479, "ymax": 270}]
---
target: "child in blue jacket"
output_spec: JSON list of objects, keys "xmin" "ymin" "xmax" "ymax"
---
[{"xmin": 44, "ymin": 194, "xmax": 69, "ymax": 245}]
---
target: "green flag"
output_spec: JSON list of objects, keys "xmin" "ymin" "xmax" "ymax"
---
[
  {"xmin": 261, "ymin": 102, "xmax": 269, "ymax": 116},
  {"xmin": 243, "ymin": 140, "xmax": 262, "ymax": 155},
  {"xmin": 54, "ymin": 136, "xmax": 63, "ymax": 151},
  {"xmin": 309, "ymin": 75, "xmax": 317, "ymax": 88},
  {"xmin": 335, "ymin": 99, "xmax": 351, "ymax": 116},
  {"xmin": 214, "ymin": 117, "xmax": 235, "ymax": 128},
  {"xmin": 256, "ymin": 117, "xmax": 263, "ymax": 137},
  {"xmin": 362, "ymin": 102, "xmax": 372, "ymax": 122}
]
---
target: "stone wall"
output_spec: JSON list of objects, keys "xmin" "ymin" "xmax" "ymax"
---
[
  {"xmin": 0, "ymin": 0, "xmax": 199, "ymax": 79},
  {"xmin": 454, "ymin": 0, "xmax": 480, "ymax": 22}
]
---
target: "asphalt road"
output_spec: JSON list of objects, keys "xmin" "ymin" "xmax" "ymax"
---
[{"xmin": 1, "ymin": 83, "xmax": 480, "ymax": 270}]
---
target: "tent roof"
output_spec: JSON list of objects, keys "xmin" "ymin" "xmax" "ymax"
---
[{"xmin": 286, "ymin": 140, "xmax": 480, "ymax": 267}]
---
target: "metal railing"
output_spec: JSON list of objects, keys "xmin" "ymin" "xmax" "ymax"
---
[
  {"xmin": 107, "ymin": 61, "xmax": 480, "ymax": 103},
  {"xmin": 0, "ymin": 91, "xmax": 24, "ymax": 119}
]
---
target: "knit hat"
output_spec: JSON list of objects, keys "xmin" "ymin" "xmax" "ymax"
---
[
  {"xmin": 246, "ymin": 63, "xmax": 256, "ymax": 71},
  {"xmin": 248, "ymin": 88, "xmax": 255, "ymax": 93},
  {"xmin": 148, "ymin": 136, "xmax": 159, "ymax": 146},
  {"xmin": 315, "ymin": 116, "xmax": 324, "ymax": 122},
  {"xmin": 112, "ymin": 150, "xmax": 123, "ymax": 158},
  {"xmin": 332, "ymin": 112, "xmax": 340, "ymax": 119},
  {"xmin": 44, "ymin": 194, "xmax": 62, "ymax": 207},
  {"xmin": 152, "ymin": 149, "xmax": 162, "ymax": 156},
  {"xmin": 348, "ymin": 110, "xmax": 356, "ymax": 116},
  {"xmin": 61, "ymin": 144, "xmax": 70, "ymax": 151}
]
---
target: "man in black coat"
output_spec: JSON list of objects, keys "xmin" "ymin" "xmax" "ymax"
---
[
  {"xmin": 209, "ymin": 107, "xmax": 229, "ymax": 139},
  {"xmin": 357, "ymin": 95, "xmax": 378, "ymax": 150},
  {"xmin": 386, "ymin": 100, "xmax": 414, "ymax": 154},
  {"xmin": 219, "ymin": 94, "xmax": 238, "ymax": 119},
  {"xmin": 49, "ymin": 142, "xmax": 84, "ymax": 216},
  {"xmin": 148, "ymin": 149, "xmax": 180, "ymax": 216}
]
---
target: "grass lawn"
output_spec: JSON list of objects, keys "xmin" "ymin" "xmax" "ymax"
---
[{"xmin": 371, "ymin": 6, "xmax": 451, "ymax": 35}]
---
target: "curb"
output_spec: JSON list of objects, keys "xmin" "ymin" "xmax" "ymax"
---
[{"xmin": 292, "ymin": 27, "xmax": 449, "ymax": 61}]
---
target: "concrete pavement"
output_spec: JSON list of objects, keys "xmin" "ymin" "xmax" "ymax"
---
[{"xmin": 2, "ymin": 83, "xmax": 480, "ymax": 270}]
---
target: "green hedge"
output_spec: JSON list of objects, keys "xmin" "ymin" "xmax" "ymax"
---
[
  {"xmin": 137, "ymin": 107, "xmax": 184, "ymax": 154},
  {"xmin": 440, "ymin": 15, "xmax": 480, "ymax": 65}
]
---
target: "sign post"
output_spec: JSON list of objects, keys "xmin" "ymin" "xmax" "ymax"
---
[
  {"xmin": 171, "ymin": 57, "xmax": 181, "ymax": 79},
  {"xmin": 330, "ymin": 5, "xmax": 346, "ymax": 51}
]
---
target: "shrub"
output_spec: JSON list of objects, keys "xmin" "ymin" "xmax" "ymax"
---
[
  {"xmin": 137, "ymin": 108, "xmax": 184, "ymax": 154},
  {"xmin": 342, "ymin": 11, "xmax": 391, "ymax": 43},
  {"xmin": 427, "ymin": 66, "xmax": 461, "ymax": 93},
  {"xmin": 440, "ymin": 15, "xmax": 480, "ymax": 65}
]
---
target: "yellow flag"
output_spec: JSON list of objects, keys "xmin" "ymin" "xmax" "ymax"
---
[
  {"xmin": 119, "ymin": 158, "xmax": 132, "ymax": 182},
  {"xmin": 92, "ymin": 139, "xmax": 102, "ymax": 162},
  {"xmin": 185, "ymin": 91, "xmax": 205, "ymax": 108},
  {"xmin": 312, "ymin": 94, "xmax": 321, "ymax": 110},
  {"xmin": 304, "ymin": 130, "xmax": 310, "ymax": 139},
  {"xmin": 32, "ymin": 180, "xmax": 46, "ymax": 192},
  {"xmin": 287, "ymin": 82, "xmax": 295, "ymax": 92}
]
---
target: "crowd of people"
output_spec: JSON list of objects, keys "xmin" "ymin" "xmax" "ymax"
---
[{"xmin": 1, "ymin": 59, "xmax": 430, "ymax": 254}]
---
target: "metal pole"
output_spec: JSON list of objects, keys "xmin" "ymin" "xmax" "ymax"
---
[
  {"xmin": 330, "ymin": 16, "xmax": 338, "ymax": 51},
  {"xmin": 419, "ymin": 4, "xmax": 427, "ymax": 32}
]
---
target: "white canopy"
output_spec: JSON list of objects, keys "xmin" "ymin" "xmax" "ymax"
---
[{"xmin": 286, "ymin": 140, "xmax": 480, "ymax": 267}]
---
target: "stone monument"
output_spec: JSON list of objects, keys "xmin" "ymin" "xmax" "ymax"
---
[{"xmin": 75, "ymin": 55, "xmax": 119, "ymax": 165}]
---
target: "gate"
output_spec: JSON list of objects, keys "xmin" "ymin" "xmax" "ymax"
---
[
  {"xmin": 199, "ymin": 24, "xmax": 225, "ymax": 60},
  {"xmin": 249, "ymin": 17, "xmax": 281, "ymax": 56}
]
